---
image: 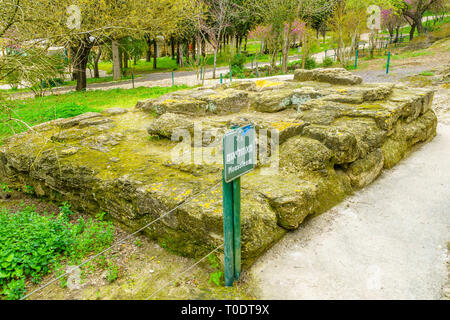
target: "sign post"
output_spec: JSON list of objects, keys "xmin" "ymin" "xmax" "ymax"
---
[
  {"xmin": 386, "ymin": 51, "xmax": 391, "ymax": 74},
  {"xmin": 222, "ymin": 125, "xmax": 256, "ymax": 286}
]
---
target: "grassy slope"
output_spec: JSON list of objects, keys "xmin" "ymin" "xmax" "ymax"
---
[{"xmin": 0, "ymin": 85, "xmax": 188, "ymax": 143}]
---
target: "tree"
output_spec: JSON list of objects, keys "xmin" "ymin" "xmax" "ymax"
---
[
  {"xmin": 393, "ymin": 0, "xmax": 445, "ymax": 40},
  {"xmin": 200, "ymin": 0, "xmax": 236, "ymax": 79},
  {"xmin": 381, "ymin": 8, "xmax": 404, "ymax": 42},
  {"xmin": 328, "ymin": 0, "xmax": 368, "ymax": 66}
]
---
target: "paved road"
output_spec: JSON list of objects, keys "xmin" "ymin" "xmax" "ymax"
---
[{"xmin": 249, "ymin": 86, "xmax": 450, "ymax": 299}]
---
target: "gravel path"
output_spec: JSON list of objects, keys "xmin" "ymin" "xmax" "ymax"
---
[{"xmin": 249, "ymin": 86, "xmax": 450, "ymax": 300}]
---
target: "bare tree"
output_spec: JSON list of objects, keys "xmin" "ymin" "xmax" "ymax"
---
[{"xmin": 200, "ymin": 0, "xmax": 235, "ymax": 79}]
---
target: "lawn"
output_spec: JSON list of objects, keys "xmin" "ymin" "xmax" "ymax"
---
[{"xmin": 0, "ymin": 85, "xmax": 189, "ymax": 143}]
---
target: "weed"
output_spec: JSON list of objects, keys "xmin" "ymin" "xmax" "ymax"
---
[
  {"xmin": 207, "ymin": 254, "xmax": 223, "ymax": 287},
  {"xmin": 23, "ymin": 185, "xmax": 34, "ymax": 195},
  {"xmin": 0, "ymin": 205, "xmax": 115, "ymax": 299},
  {"xmin": 134, "ymin": 239, "xmax": 142, "ymax": 247},
  {"xmin": 419, "ymin": 71, "xmax": 435, "ymax": 76},
  {"xmin": 1, "ymin": 182, "xmax": 11, "ymax": 193},
  {"xmin": 106, "ymin": 262, "xmax": 119, "ymax": 283}
]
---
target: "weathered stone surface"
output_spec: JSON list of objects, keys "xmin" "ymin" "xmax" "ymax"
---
[
  {"xmin": 0, "ymin": 72, "xmax": 437, "ymax": 265},
  {"xmin": 345, "ymin": 149, "xmax": 384, "ymax": 189},
  {"xmin": 102, "ymin": 108, "xmax": 128, "ymax": 116},
  {"xmin": 147, "ymin": 113, "xmax": 195, "ymax": 138},
  {"xmin": 136, "ymin": 88, "xmax": 249, "ymax": 116},
  {"xmin": 294, "ymin": 68, "xmax": 363, "ymax": 85}
]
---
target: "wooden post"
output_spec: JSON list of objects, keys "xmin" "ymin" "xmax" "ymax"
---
[
  {"xmin": 222, "ymin": 171, "xmax": 234, "ymax": 287},
  {"xmin": 232, "ymin": 177, "xmax": 241, "ymax": 280},
  {"xmin": 386, "ymin": 51, "xmax": 391, "ymax": 74}
]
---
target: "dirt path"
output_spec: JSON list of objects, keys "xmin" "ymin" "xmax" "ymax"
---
[{"xmin": 248, "ymin": 85, "xmax": 450, "ymax": 300}]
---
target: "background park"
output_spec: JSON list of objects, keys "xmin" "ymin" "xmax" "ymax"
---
[{"xmin": 0, "ymin": 0, "xmax": 449, "ymax": 301}]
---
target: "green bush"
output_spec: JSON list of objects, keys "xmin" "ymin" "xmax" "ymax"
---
[
  {"xmin": 0, "ymin": 204, "xmax": 115, "ymax": 299},
  {"xmin": 322, "ymin": 57, "xmax": 334, "ymax": 68},
  {"xmin": 288, "ymin": 57, "xmax": 317, "ymax": 70},
  {"xmin": 230, "ymin": 53, "xmax": 246, "ymax": 70}
]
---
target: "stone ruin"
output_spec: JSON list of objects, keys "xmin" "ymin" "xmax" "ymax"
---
[{"xmin": 0, "ymin": 68, "xmax": 437, "ymax": 265}]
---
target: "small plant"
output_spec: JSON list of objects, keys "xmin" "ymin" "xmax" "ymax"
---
[
  {"xmin": 23, "ymin": 185, "xmax": 34, "ymax": 195},
  {"xmin": 2, "ymin": 279, "xmax": 25, "ymax": 300},
  {"xmin": 322, "ymin": 57, "xmax": 334, "ymax": 68},
  {"xmin": 1, "ymin": 182, "xmax": 11, "ymax": 192},
  {"xmin": 207, "ymin": 254, "xmax": 223, "ymax": 287},
  {"xmin": 95, "ymin": 211, "xmax": 107, "ymax": 221},
  {"xmin": 419, "ymin": 71, "xmax": 435, "ymax": 76},
  {"xmin": 106, "ymin": 262, "xmax": 119, "ymax": 283},
  {"xmin": 134, "ymin": 238, "xmax": 142, "ymax": 247},
  {"xmin": 0, "ymin": 205, "xmax": 116, "ymax": 299}
]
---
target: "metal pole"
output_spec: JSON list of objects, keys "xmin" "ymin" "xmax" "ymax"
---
[
  {"xmin": 222, "ymin": 171, "xmax": 234, "ymax": 287},
  {"xmin": 355, "ymin": 49, "xmax": 359, "ymax": 69},
  {"xmin": 220, "ymin": 73, "xmax": 223, "ymax": 84},
  {"xmin": 171, "ymin": 71, "xmax": 174, "ymax": 86},
  {"xmin": 386, "ymin": 51, "xmax": 391, "ymax": 74},
  {"xmin": 232, "ymin": 177, "xmax": 241, "ymax": 280}
]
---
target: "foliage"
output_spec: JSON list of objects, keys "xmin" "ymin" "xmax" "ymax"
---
[
  {"xmin": 230, "ymin": 53, "xmax": 247, "ymax": 69},
  {"xmin": 322, "ymin": 56, "xmax": 334, "ymax": 67},
  {"xmin": 106, "ymin": 262, "xmax": 119, "ymax": 283},
  {"xmin": 288, "ymin": 57, "xmax": 317, "ymax": 70},
  {"xmin": 207, "ymin": 254, "xmax": 223, "ymax": 287},
  {"xmin": 0, "ymin": 204, "xmax": 116, "ymax": 299}
]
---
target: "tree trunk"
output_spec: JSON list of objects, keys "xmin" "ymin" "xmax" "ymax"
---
[
  {"xmin": 178, "ymin": 42, "xmax": 184, "ymax": 68},
  {"xmin": 145, "ymin": 35, "xmax": 152, "ymax": 62},
  {"xmin": 71, "ymin": 41, "xmax": 92, "ymax": 91},
  {"xmin": 196, "ymin": 35, "xmax": 201, "ymax": 65},
  {"xmin": 112, "ymin": 40, "xmax": 121, "ymax": 81},
  {"xmin": 123, "ymin": 51, "xmax": 129, "ymax": 70},
  {"xmin": 244, "ymin": 36, "xmax": 248, "ymax": 52},
  {"xmin": 394, "ymin": 26, "xmax": 400, "ymax": 43},
  {"xmin": 282, "ymin": 25, "xmax": 290, "ymax": 73},
  {"xmin": 201, "ymin": 39, "xmax": 206, "ymax": 57},
  {"xmin": 153, "ymin": 39, "xmax": 157, "ymax": 69},
  {"xmin": 192, "ymin": 39, "xmax": 196, "ymax": 63},
  {"xmin": 185, "ymin": 41, "xmax": 190, "ymax": 64},
  {"xmin": 94, "ymin": 47, "xmax": 101, "ymax": 78},
  {"xmin": 213, "ymin": 48, "xmax": 217, "ymax": 79},
  {"xmin": 171, "ymin": 37, "xmax": 175, "ymax": 60},
  {"xmin": 409, "ymin": 23, "xmax": 416, "ymax": 41}
]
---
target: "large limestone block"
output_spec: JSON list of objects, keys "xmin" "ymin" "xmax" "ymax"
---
[
  {"xmin": 136, "ymin": 88, "xmax": 249, "ymax": 116},
  {"xmin": 294, "ymin": 68, "xmax": 363, "ymax": 85}
]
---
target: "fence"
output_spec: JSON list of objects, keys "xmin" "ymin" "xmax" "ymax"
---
[{"xmin": 21, "ymin": 179, "xmax": 224, "ymax": 300}]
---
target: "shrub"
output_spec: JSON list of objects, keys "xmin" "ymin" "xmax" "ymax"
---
[
  {"xmin": 322, "ymin": 57, "xmax": 334, "ymax": 68},
  {"xmin": 287, "ymin": 57, "xmax": 317, "ymax": 70},
  {"xmin": 0, "ymin": 204, "xmax": 115, "ymax": 299},
  {"xmin": 230, "ymin": 53, "xmax": 246, "ymax": 69}
]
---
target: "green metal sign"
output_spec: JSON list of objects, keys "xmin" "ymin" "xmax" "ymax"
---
[{"xmin": 222, "ymin": 125, "xmax": 256, "ymax": 183}]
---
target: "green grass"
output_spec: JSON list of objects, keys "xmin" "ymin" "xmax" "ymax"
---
[
  {"xmin": 1, "ymin": 75, "xmax": 139, "ymax": 94},
  {"xmin": 419, "ymin": 71, "xmax": 435, "ymax": 76},
  {"xmin": 391, "ymin": 50, "xmax": 434, "ymax": 60},
  {"xmin": 0, "ymin": 85, "xmax": 189, "ymax": 142}
]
